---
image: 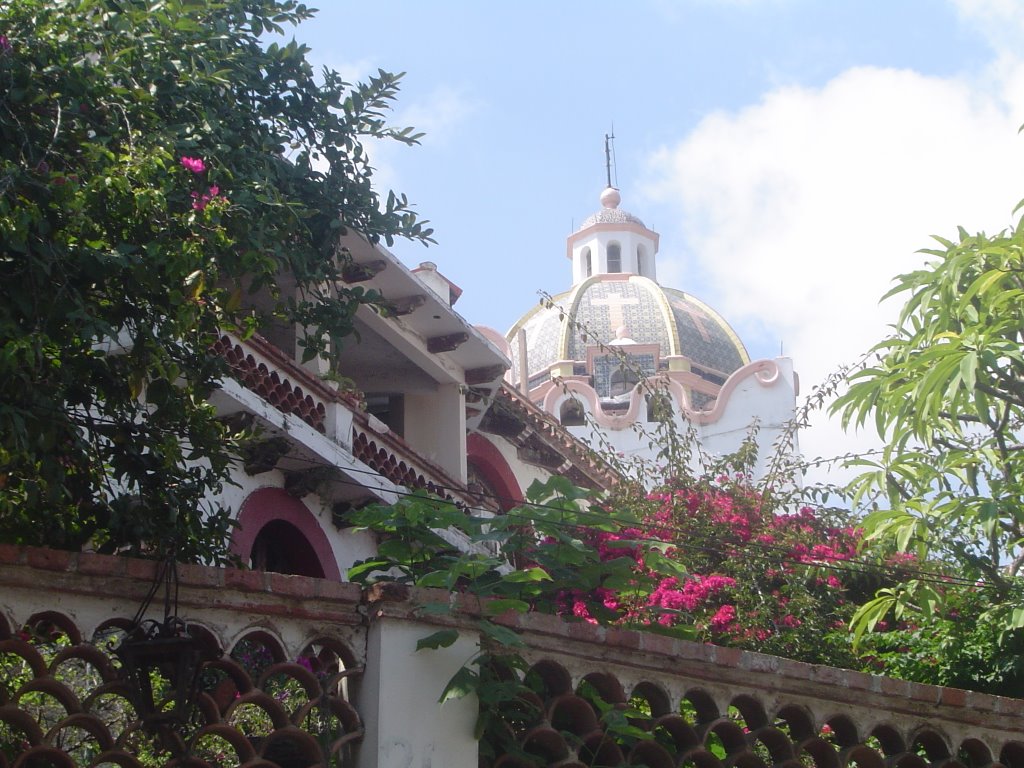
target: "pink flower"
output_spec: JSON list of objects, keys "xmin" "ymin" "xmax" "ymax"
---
[
  {"xmin": 180, "ymin": 156, "xmax": 206, "ymax": 173},
  {"xmin": 710, "ymin": 604, "xmax": 736, "ymax": 632},
  {"xmin": 191, "ymin": 186, "xmax": 227, "ymax": 211},
  {"xmin": 0, "ymin": 35, "xmax": 11, "ymax": 54}
]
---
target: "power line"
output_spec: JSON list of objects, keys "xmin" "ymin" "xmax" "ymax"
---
[
  {"xmin": 7, "ymin": 394, "xmax": 1006, "ymax": 591},
  {"xmin": 319, "ymin": 465, "xmax": 991, "ymax": 593}
]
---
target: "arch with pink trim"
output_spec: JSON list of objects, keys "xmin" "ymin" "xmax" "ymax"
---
[
  {"xmin": 467, "ymin": 433, "xmax": 523, "ymax": 512},
  {"xmin": 231, "ymin": 487, "xmax": 340, "ymax": 580}
]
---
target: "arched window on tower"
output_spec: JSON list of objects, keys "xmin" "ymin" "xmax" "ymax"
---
[
  {"xmin": 637, "ymin": 245, "xmax": 647, "ymax": 277},
  {"xmin": 646, "ymin": 392, "xmax": 673, "ymax": 422},
  {"xmin": 607, "ymin": 243, "xmax": 622, "ymax": 273},
  {"xmin": 582, "ymin": 247, "xmax": 592, "ymax": 277}
]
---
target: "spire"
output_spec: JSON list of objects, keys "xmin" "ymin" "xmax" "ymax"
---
[
  {"xmin": 604, "ymin": 131, "xmax": 616, "ymax": 189},
  {"xmin": 564, "ymin": 134, "xmax": 660, "ymax": 284}
]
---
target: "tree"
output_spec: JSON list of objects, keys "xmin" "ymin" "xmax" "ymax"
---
[
  {"xmin": 834, "ymin": 208, "xmax": 1024, "ymax": 695},
  {"xmin": 0, "ymin": 0, "xmax": 431, "ymax": 561}
]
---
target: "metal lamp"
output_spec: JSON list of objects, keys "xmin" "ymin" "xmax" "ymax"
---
[{"xmin": 114, "ymin": 554, "xmax": 219, "ymax": 733}]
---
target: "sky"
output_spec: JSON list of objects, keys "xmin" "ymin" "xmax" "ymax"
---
[{"xmin": 290, "ymin": 0, "xmax": 1024, "ymax": 478}]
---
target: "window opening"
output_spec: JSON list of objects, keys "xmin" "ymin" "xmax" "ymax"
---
[
  {"xmin": 607, "ymin": 243, "xmax": 621, "ymax": 273},
  {"xmin": 560, "ymin": 398, "xmax": 586, "ymax": 426},
  {"xmin": 250, "ymin": 520, "xmax": 325, "ymax": 578}
]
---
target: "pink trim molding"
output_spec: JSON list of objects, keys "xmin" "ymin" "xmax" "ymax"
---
[
  {"xmin": 232, "ymin": 487, "xmax": 341, "ymax": 581},
  {"xmin": 467, "ymin": 433, "xmax": 524, "ymax": 511},
  {"xmin": 543, "ymin": 359, "xmax": 782, "ymax": 429}
]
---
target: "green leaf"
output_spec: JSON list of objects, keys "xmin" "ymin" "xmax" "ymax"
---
[
  {"xmin": 439, "ymin": 666, "xmax": 478, "ymax": 703},
  {"xmin": 416, "ymin": 629, "xmax": 459, "ymax": 651},
  {"xmin": 501, "ymin": 567, "xmax": 552, "ymax": 583},
  {"xmin": 850, "ymin": 592, "xmax": 896, "ymax": 649},
  {"xmin": 478, "ymin": 620, "xmax": 525, "ymax": 648}
]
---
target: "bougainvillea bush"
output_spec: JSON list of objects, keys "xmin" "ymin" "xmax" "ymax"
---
[
  {"xmin": 562, "ymin": 476, "xmax": 873, "ymax": 666},
  {"xmin": 347, "ymin": 469, "xmax": 893, "ymax": 669}
]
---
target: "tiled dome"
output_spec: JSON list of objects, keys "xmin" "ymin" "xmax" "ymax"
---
[{"xmin": 507, "ymin": 274, "xmax": 749, "ymax": 387}]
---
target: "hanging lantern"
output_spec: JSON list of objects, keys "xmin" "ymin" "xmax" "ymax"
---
[{"xmin": 115, "ymin": 555, "xmax": 220, "ymax": 732}]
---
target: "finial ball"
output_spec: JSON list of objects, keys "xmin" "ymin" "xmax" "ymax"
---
[{"xmin": 600, "ymin": 187, "xmax": 621, "ymax": 209}]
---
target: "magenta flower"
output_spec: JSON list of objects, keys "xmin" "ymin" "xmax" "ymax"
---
[
  {"xmin": 191, "ymin": 185, "xmax": 227, "ymax": 211},
  {"xmin": 710, "ymin": 604, "xmax": 737, "ymax": 632},
  {"xmin": 0, "ymin": 35, "xmax": 11, "ymax": 54},
  {"xmin": 180, "ymin": 156, "xmax": 206, "ymax": 173}
]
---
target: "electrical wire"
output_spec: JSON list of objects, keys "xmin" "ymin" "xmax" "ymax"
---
[
  {"xmin": 317, "ymin": 461, "xmax": 995, "ymax": 593},
  {"xmin": 6, "ymin": 393, "xmax": 1007, "ymax": 593}
]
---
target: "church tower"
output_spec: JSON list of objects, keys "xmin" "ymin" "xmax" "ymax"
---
[{"xmin": 505, "ymin": 174, "xmax": 798, "ymax": 480}]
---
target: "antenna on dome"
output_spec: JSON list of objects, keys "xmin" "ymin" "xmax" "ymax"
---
[{"xmin": 604, "ymin": 129, "xmax": 617, "ymax": 189}]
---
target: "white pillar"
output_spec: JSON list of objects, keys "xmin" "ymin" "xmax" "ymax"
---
[{"xmin": 357, "ymin": 619, "xmax": 479, "ymax": 768}]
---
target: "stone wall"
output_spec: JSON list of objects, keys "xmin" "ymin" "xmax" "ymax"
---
[{"xmin": 2, "ymin": 546, "xmax": 1023, "ymax": 768}]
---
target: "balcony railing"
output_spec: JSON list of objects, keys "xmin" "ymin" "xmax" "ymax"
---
[{"xmin": 212, "ymin": 332, "xmax": 486, "ymax": 510}]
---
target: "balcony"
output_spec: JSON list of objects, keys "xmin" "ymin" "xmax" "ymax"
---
[{"xmin": 210, "ymin": 331, "xmax": 491, "ymax": 512}]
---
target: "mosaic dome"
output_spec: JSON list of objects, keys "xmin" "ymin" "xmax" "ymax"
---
[{"xmin": 507, "ymin": 274, "xmax": 749, "ymax": 387}]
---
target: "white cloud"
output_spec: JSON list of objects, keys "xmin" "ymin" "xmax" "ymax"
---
[
  {"xmin": 395, "ymin": 86, "xmax": 477, "ymax": 146},
  {"xmin": 363, "ymin": 85, "xmax": 477, "ymax": 197},
  {"xmin": 641, "ymin": 59, "xmax": 1024, "ymax": 484},
  {"xmin": 952, "ymin": 0, "xmax": 1024, "ymax": 51}
]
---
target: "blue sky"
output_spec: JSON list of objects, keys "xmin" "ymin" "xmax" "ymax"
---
[{"xmin": 292, "ymin": 1, "xmax": 1024, "ymax": 470}]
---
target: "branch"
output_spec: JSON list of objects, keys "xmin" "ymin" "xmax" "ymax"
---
[
  {"xmin": 979, "ymin": 380, "xmax": 1024, "ymax": 410},
  {"xmin": 937, "ymin": 411, "xmax": 982, "ymax": 424}
]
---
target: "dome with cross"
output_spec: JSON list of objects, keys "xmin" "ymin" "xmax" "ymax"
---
[
  {"xmin": 498, "ymin": 168, "xmax": 797, "ymax": 480},
  {"xmin": 505, "ymin": 187, "xmax": 749, "ymax": 410}
]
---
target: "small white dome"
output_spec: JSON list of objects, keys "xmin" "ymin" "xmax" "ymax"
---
[{"xmin": 580, "ymin": 187, "xmax": 645, "ymax": 229}]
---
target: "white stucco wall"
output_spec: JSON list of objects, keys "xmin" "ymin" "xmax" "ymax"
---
[
  {"xmin": 405, "ymin": 383, "xmax": 467, "ymax": 484},
  {"xmin": 548, "ymin": 358, "xmax": 799, "ymax": 484},
  {"xmin": 357, "ymin": 619, "xmax": 479, "ymax": 768}
]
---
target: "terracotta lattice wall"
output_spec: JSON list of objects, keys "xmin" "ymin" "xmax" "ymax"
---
[{"xmin": 3, "ymin": 548, "xmax": 1024, "ymax": 768}]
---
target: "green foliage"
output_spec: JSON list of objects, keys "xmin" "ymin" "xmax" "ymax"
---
[
  {"xmin": 834, "ymin": 201, "xmax": 1024, "ymax": 693},
  {"xmin": 0, "ymin": 0, "xmax": 430, "ymax": 561},
  {"xmin": 856, "ymin": 588, "xmax": 1024, "ymax": 697},
  {"xmin": 347, "ymin": 463, "xmax": 896, "ymax": 754}
]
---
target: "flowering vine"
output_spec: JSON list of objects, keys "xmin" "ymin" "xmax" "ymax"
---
[{"xmin": 180, "ymin": 154, "xmax": 227, "ymax": 211}]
